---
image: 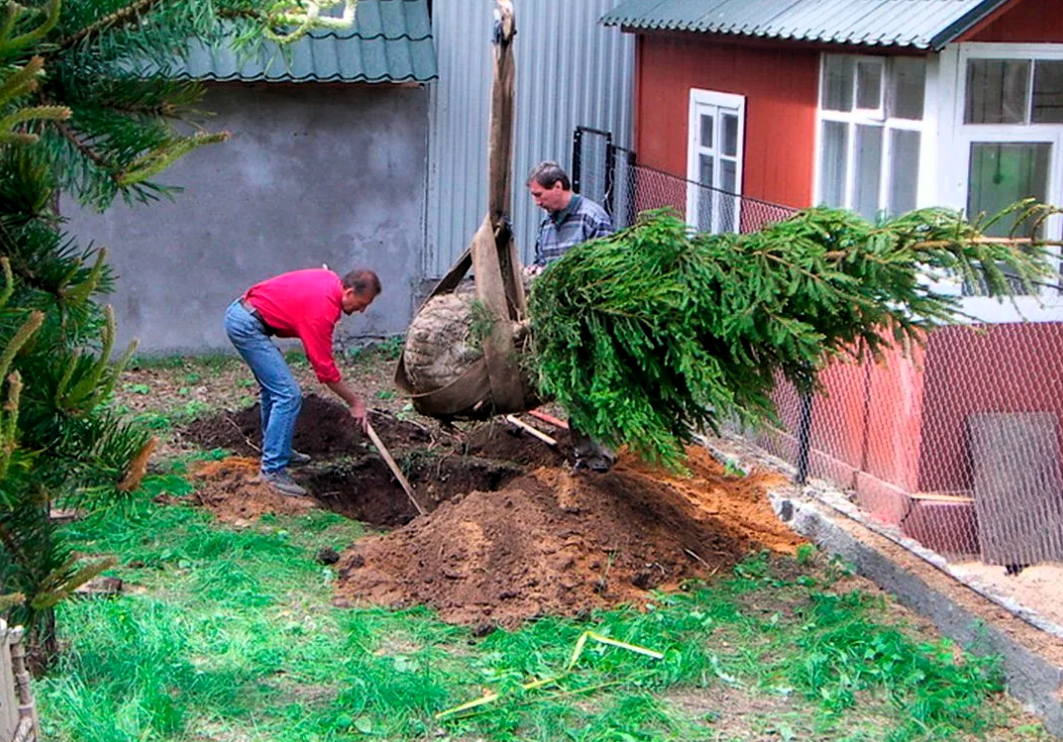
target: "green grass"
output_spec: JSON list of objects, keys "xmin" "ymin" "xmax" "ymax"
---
[
  {"xmin": 343, "ymin": 336, "xmax": 404, "ymax": 365},
  {"xmin": 35, "ymin": 478, "xmax": 1035, "ymax": 742},
  {"xmin": 128, "ymin": 353, "xmax": 241, "ymax": 373}
]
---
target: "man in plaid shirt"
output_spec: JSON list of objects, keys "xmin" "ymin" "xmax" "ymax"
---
[
  {"xmin": 526, "ymin": 161, "xmax": 616, "ymax": 472},
  {"xmin": 529, "ymin": 161, "xmax": 615, "ymax": 269}
]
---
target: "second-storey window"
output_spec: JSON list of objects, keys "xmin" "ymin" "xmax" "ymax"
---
[{"xmin": 817, "ymin": 55, "xmax": 927, "ymax": 221}]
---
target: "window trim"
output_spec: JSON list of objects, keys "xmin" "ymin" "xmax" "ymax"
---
[
  {"xmin": 814, "ymin": 54, "xmax": 928, "ymax": 220},
  {"xmin": 686, "ymin": 88, "xmax": 746, "ymax": 233},
  {"xmin": 938, "ymin": 43, "xmax": 1063, "ymax": 322}
]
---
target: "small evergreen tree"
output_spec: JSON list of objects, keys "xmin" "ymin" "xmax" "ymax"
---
[{"xmin": 0, "ymin": 0, "xmax": 355, "ymax": 662}]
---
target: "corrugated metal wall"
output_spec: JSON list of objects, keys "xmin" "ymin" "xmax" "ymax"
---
[{"xmin": 425, "ymin": 0, "xmax": 634, "ymax": 277}]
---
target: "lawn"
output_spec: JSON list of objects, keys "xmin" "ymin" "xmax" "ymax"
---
[{"xmin": 32, "ymin": 351, "xmax": 1053, "ymax": 742}]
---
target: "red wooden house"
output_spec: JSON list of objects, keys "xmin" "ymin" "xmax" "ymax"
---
[{"xmin": 603, "ymin": 0, "xmax": 1063, "ymax": 555}]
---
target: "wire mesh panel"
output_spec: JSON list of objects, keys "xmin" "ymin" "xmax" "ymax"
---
[
  {"xmin": 753, "ymin": 324, "xmax": 1063, "ymax": 583},
  {"xmin": 572, "ymin": 129, "xmax": 794, "ymax": 235},
  {"xmin": 572, "ymin": 126, "xmax": 1063, "ymax": 623}
]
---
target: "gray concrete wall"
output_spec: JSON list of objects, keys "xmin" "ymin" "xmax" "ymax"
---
[{"xmin": 65, "ymin": 82, "xmax": 429, "ymax": 354}]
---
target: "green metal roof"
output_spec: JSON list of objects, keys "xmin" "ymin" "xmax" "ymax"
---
[
  {"xmin": 176, "ymin": 0, "xmax": 437, "ymax": 83},
  {"xmin": 601, "ymin": 0, "xmax": 1013, "ymax": 51}
]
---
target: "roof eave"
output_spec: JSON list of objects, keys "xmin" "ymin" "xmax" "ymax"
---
[
  {"xmin": 608, "ymin": 23, "xmax": 934, "ymax": 53},
  {"xmin": 602, "ymin": 0, "xmax": 1021, "ymax": 53},
  {"xmin": 930, "ymin": 0, "xmax": 1015, "ymax": 50}
]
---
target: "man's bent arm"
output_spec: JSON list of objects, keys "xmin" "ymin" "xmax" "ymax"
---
[{"xmin": 325, "ymin": 379, "xmax": 368, "ymax": 430}]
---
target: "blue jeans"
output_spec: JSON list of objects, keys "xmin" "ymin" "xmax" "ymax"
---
[{"xmin": 224, "ymin": 300, "xmax": 302, "ymax": 474}]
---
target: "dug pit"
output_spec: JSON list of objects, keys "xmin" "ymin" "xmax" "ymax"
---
[
  {"xmin": 304, "ymin": 455, "xmax": 523, "ymax": 527},
  {"xmin": 184, "ymin": 398, "xmax": 804, "ymax": 627}
]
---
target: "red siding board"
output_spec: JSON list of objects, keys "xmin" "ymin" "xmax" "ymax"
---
[
  {"xmin": 635, "ymin": 35, "xmax": 819, "ymax": 208},
  {"xmin": 968, "ymin": 0, "xmax": 1063, "ymax": 43}
]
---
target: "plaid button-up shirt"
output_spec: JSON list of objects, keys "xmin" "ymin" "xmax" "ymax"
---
[{"xmin": 534, "ymin": 195, "xmax": 614, "ymax": 266}]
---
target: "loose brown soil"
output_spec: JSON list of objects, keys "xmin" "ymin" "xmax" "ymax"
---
[
  {"xmin": 462, "ymin": 419, "xmax": 571, "ymax": 468},
  {"xmin": 334, "ymin": 448, "xmax": 803, "ymax": 626},
  {"xmin": 189, "ymin": 457, "xmax": 318, "ymax": 522},
  {"xmin": 183, "ymin": 397, "xmax": 804, "ymax": 627}
]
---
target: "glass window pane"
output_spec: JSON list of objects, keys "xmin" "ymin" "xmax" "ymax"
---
[
  {"xmin": 888, "ymin": 129, "xmax": 921, "ymax": 216},
  {"xmin": 965, "ymin": 59, "xmax": 1031, "ymax": 124},
  {"xmin": 966, "ymin": 142, "xmax": 1051, "ymax": 295},
  {"xmin": 818, "ymin": 121, "xmax": 849, "ymax": 206},
  {"xmin": 1033, "ymin": 60, "xmax": 1063, "ymax": 123},
  {"xmin": 856, "ymin": 61, "xmax": 883, "ymax": 110},
  {"xmin": 888, "ymin": 57, "xmax": 927, "ymax": 120},
  {"xmin": 699, "ymin": 154, "xmax": 714, "ymax": 186},
  {"xmin": 697, "ymin": 155, "xmax": 714, "ymax": 232},
  {"xmin": 853, "ymin": 125, "xmax": 884, "ymax": 221},
  {"xmin": 721, "ymin": 159, "xmax": 737, "ymax": 193},
  {"xmin": 722, "ymin": 114, "xmax": 739, "ymax": 157},
  {"xmin": 700, "ymin": 113, "xmax": 714, "ymax": 149},
  {"xmin": 720, "ymin": 161, "xmax": 738, "ymax": 232},
  {"xmin": 968, "ymin": 142, "xmax": 1050, "ymax": 232},
  {"xmin": 822, "ymin": 56, "xmax": 854, "ymax": 112}
]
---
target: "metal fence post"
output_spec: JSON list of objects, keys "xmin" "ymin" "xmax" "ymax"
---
[
  {"xmin": 571, "ymin": 127, "xmax": 584, "ymax": 194},
  {"xmin": 795, "ymin": 390, "xmax": 814, "ymax": 486},
  {"xmin": 604, "ymin": 138, "xmax": 616, "ymax": 217}
]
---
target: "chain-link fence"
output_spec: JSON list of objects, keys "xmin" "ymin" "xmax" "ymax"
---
[
  {"xmin": 573, "ymin": 125, "xmax": 1063, "ymax": 631},
  {"xmin": 753, "ymin": 328, "xmax": 1063, "ymax": 563},
  {"xmin": 572, "ymin": 126, "xmax": 794, "ymax": 235}
]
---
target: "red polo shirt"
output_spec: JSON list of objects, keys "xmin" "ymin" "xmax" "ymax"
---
[{"xmin": 244, "ymin": 269, "xmax": 344, "ymax": 383}]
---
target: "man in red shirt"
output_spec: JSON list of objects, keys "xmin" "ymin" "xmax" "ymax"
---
[{"xmin": 225, "ymin": 268, "xmax": 381, "ymax": 496}]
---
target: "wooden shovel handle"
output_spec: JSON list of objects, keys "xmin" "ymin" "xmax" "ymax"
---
[{"xmin": 365, "ymin": 421, "xmax": 427, "ymax": 517}]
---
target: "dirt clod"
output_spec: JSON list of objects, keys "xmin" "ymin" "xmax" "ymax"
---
[{"xmin": 316, "ymin": 547, "xmax": 341, "ymax": 565}]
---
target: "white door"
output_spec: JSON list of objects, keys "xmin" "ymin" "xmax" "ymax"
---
[{"xmin": 687, "ymin": 89, "xmax": 745, "ymax": 233}]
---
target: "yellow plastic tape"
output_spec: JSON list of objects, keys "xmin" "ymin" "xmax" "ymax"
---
[{"xmin": 435, "ymin": 631, "xmax": 664, "ymax": 721}]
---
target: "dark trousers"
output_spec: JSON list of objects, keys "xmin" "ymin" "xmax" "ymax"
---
[{"xmin": 569, "ymin": 421, "xmax": 615, "ymax": 464}]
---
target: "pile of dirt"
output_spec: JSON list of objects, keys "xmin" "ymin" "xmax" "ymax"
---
[
  {"xmin": 188, "ymin": 453, "xmax": 524, "ymax": 528},
  {"xmin": 179, "ymin": 396, "xmax": 804, "ymax": 627},
  {"xmin": 181, "ymin": 394, "xmax": 431, "ymax": 457},
  {"xmin": 334, "ymin": 448, "xmax": 803, "ymax": 626}
]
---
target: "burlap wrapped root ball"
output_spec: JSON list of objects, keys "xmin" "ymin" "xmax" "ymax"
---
[
  {"xmin": 402, "ymin": 281, "xmax": 537, "ymax": 409},
  {"xmin": 403, "ymin": 291, "xmax": 483, "ymax": 393}
]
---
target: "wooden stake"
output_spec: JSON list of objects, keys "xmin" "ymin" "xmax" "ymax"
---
[
  {"xmin": 505, "ymin": 415, "xmax": 558, "ymax": 447},
  {"xmin": 365, "ymin": 421, "xmax": 427, "ymax": 516},
  {"xmin": 527, "ymin": 409, "xmax": 569, "ymax": 430}
]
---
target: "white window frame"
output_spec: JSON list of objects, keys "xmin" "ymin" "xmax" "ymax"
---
[
  {"xmin": 814, "ymin": 54, "xmax": 929, "ymax": 220},
  {"xmin": 937, "ymin": 43, "xmax": 1063, "ymax": 323},
  {"xmin": 686, "ymin": 88, "xmax": 746, "ymax": 233}
]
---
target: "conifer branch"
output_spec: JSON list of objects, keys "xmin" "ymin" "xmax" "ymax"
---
[
  {"xmin": 116, "ymin": 130, "xmax": 230, "ymax": 186},
  {"xmin": 56, "ymin": 0, "xmax": 170, "ymax": 52},
  {"xmin": 50, "ymin": 117, "xmax": 121, "ymax": 183},
  {"xmin": 0, "ymin": 56, "xmax": 43, "ymax": 108},
  {"xmin": 3, "ymin": 0, "xmax": 60, "ymax": 56}
]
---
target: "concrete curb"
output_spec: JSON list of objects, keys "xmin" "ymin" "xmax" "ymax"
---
[{"xmin": 771, "ymin": 491, "xmax": 1063, "ymax": 737}]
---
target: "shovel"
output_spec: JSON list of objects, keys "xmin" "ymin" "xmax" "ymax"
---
[{"xmin": 365, "ymin": 420, "xmax": 427, "ymax": 517}]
